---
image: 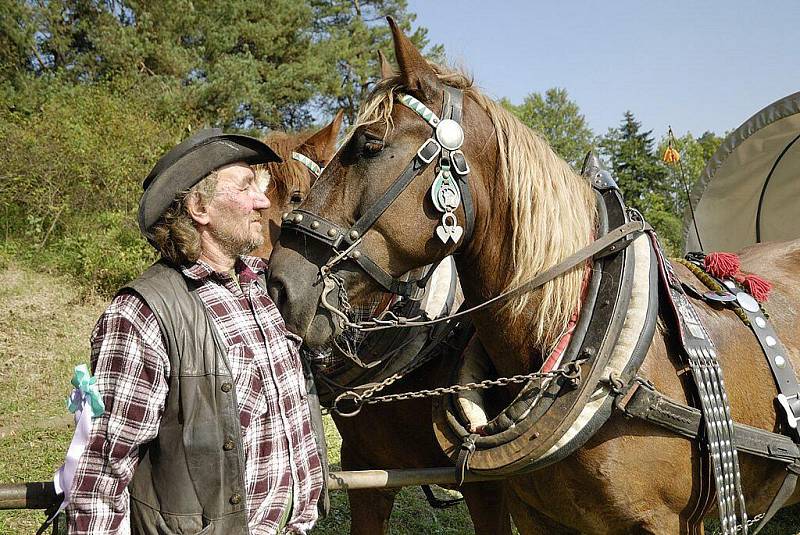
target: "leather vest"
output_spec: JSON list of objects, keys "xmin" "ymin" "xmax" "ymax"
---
[{"xmin": 124, "ymin": 261, "xmax": 250, "ymax": 535}]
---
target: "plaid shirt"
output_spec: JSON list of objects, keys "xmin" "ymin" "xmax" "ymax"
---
[{"xmin": 66, "ymin": 256, "xmax": 323, "ymax": 534}]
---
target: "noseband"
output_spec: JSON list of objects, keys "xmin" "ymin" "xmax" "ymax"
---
[{"xmin": 280, "ymin": 86, "xmax": 475, "ymax": 332}]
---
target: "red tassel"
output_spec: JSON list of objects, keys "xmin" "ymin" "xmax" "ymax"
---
[
  {"xmin": 743, "ymin": 274, "xmax": 772, "ymax": 302},
  {"xmin": 704, "ymin": 252, "xmax": 740, "ymax": 279}
]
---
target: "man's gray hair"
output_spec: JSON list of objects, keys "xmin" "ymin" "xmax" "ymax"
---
[{"xmin": 151, "ymin": 171, "xmax": 218, "ymax": 265}]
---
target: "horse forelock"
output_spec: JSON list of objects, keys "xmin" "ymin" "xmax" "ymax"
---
[{"xmin": 353, "ymin": 63, "xmax": 597, "ymax": 353}]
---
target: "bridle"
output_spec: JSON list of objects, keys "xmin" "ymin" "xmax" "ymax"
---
[
  {"xmin": 280, "ymin": 84, "xmax": 648, "ymax": 341},
  {"xmin": 291, "ymin": 151, "xmax": 323, "ymax": 179},
  {"xmin": 280, "ymin": 85, "xmax": 475, "ymax": 332}
]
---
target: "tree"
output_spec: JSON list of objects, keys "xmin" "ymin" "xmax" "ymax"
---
[
  {"xmin": 309, "ymin": 0, "xmax": 444, "ymax": 124},
  {"xmin": 2, "ymin": 0, "xmax": 439, "ymax": 129},
  {"xmin": 502, "ymin": 88, "xmax": 596, "ymax": 167},
  {"xmin": 600, "ymin": 111, "xmax": 683, "ymax": 252}
]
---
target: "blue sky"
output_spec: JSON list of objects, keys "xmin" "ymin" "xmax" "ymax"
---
[{"xmin": 405, "ymin": 0, "xmax": 797, "ymax": 140}]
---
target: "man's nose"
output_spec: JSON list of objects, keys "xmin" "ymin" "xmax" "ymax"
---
[{"xmin": 253, "ymin": 190, "xmax": 270, "ymax": 210}]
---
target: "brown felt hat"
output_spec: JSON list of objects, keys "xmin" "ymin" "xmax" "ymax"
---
[{"xmin": 138, "ymin": 128, "xmax": 282, "ymax": 241}]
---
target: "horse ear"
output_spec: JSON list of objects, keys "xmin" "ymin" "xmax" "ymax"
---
[
  {"xmin": 387, "ymin": 16, "xmax": 439, "ymax": 99},
  {"xmin": 297, "ymin": 110, "xmax": 344, "ymax": 167},
  {"xmin": 378, "ymin": 50, "xmax": 395, "ymax": 80}
]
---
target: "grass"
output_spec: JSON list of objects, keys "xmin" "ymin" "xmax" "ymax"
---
[{"xmin": 1, "ymin": 253, "xmax": 800, "ymax": 534}]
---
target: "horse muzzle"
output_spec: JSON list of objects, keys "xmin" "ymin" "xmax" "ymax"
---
[{"xmin": 267, "ymin": 242, "xmax": 341, "ymax": 349}]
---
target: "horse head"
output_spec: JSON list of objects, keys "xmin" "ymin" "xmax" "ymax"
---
[
  {"xmin": 253, "ymin": 110, "xmax": 343, "ymax": 259},
  {"xmin": 269, "ymin": 18, "xmax": 596, "ymax": 374}
]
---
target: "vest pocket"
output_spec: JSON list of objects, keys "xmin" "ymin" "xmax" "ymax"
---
[{"xmin": 131, "ymin": 497, "xmax": 213, "ymax": 535}]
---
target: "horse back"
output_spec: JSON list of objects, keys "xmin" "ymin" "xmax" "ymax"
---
[{"xmin": 647, "ymin": 238, "xmax": 800, "ymax": 434}]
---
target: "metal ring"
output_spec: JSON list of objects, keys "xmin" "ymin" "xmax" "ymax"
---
[{"xmin": 333, "ymin": 391, "xmax": 365, "ymax": 418}]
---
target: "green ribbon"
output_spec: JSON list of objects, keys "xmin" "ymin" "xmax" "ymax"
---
[{"xmin": 67, "ymin": 364, "xmax": 105, "ymax": 418}]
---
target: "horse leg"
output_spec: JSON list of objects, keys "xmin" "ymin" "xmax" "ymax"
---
[
  {"xmin": 504, "ymin": 486, "xmax": 580, "ymax": 535},
  {"xmin": 460, "ymin": 480, "xmax": 512, "ymax": 535},
  {"xmin": 340, "ymin": 440, "xmax": 398, "ymax": 535},
  {"xmin": 346, "ymin": 487, "xmax": 398, "ymax": 535}
]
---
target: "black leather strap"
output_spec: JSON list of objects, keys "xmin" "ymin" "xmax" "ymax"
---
[
  {"xmin": 618, "ymin": 380, "xmax": 800, "ymax": 463},
  {"xmin": 344, "ymin": 142, "xmax": 438, "ymax": 246},
  {"xmin": 442, "ymin": 86, "xmax": 474, "ymax": 244},
  {"xmin": 736, "ymin": 299, "xmax": 800, "ymax": 438}
]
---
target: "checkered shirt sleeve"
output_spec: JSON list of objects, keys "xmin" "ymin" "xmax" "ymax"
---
[{"xmin": 66, "ymin": 291, "xmax": 169, "ymax": 535}]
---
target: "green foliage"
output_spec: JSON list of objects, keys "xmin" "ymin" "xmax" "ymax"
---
[
  {"xmin": 600, "ymin": 111, "xmax": 683, "ymax": 253},
  {"xmin": 502, "ymin": 88, "xmax": 596, "ymax": 167},
  {"xmin": 53, "ymin": 211, "xmax": 157, "ymax": 296},
  {"xmin": 0, "ymin": 75, "xmax": 176, "ymax": 294},
  {"xmin": 310, "ymin": 0, "xmax": 444, "ymax": 124},
  {"xmin": 1, "ymin": 0, "xmax": 438, "ymax": 130}
]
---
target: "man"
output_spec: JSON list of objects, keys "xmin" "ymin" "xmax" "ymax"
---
[{"xmin": 66, "ymin": 129, "xmax": 325, "ymax": 535}]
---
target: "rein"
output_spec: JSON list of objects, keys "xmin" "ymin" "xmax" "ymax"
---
[{"xmin": 351, "ymin": 219, "xmax": 647, "ymax": 332}]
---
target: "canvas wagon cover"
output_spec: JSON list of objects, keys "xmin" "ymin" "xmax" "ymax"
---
[{"xmin": 683, "ymin": 91, "xmax": 800, "ymax": 253}]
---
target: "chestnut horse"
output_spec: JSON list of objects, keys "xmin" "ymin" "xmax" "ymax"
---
[
  {"xmin": 268, "ymin": 19, "xmax": 800, "ymax": 534},
  {"xmin": 256, "ymin": 115, "xmax": 511, "ymax": 534}
]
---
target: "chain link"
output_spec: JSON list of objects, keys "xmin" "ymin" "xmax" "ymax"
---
[
  {"xmin": 710, "ymin": 513, "xmax": 765, "ymax": 535},
  {"xmin": 332, "ymin": 360, "xmax": 583, "ymax": 417}
]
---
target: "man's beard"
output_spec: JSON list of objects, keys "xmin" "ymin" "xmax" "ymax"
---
[{"xmin": 209, "ymin": 217, "xmax": 264, "ymax": 258}]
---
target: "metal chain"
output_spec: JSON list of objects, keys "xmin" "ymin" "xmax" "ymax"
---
[
  {"xmin": 332, "ymin": 360, "xmax": 583, "ymax": 417},
  {"xmin": 711, "ymin": 513, "xmax": 765, "ymax": 535}
]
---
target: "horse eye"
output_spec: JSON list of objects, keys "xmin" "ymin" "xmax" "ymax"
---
[
  {"xmin": 290, "ymin": 191, "xmax": 304, "ymax": 204},
  {"xmin": 363, "ymin": 138, "xmax": 385, "ymax": 155}
]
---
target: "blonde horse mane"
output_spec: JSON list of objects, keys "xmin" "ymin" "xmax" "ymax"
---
[{"xmin": 354, "ymin": 65, "xmax": 597, "ymax": 353}]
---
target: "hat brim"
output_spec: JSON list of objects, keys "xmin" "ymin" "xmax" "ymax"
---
[{"xmin": 139, "ymin": 133, "xmax": 282, "ymax": 240}]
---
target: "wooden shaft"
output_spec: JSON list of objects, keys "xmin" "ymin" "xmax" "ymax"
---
[{"xmin": 0, "ymin": 468, "xmax": 504, "ymax": 510}]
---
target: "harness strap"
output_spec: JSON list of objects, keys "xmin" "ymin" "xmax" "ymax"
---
[
  {"xmin": 291, "ymin": 152, "xmax": 322, "ymax": 178},
  {"xmin": 455, "ymin": 433, "xmax": 479, "ymax": 487},
  {"xmin": 620, "ymin": 378, "xmax": 800, "ymax": 534},
  {"xmin": 355, "ymin": 219, "xmax": 648, "ymax": 332},
  {"xmin": 442, "ymin": 86, "xmax": 474, "ymax": 244},
  {"xmin": 344, "ymin": 140, "xmax": 439, "ymax": 248},
  {"xmin": 752, "ymin": 461, "xmax": 800, "ymax": 534},
  {"xmin": 617, "ymin": 380, "xmax": 800, "ymax": 463},
  {"xmin": 735, "ymin": 294, "xmax": 800, "ymax": 437},
  {"xmin": 651, "ymin": 234, "xmax": 749, "ymax": 533}
]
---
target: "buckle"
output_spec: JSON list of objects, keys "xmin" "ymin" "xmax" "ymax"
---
[
  {"xmin": 451, "ymin": 150, "xmax": 470, "ymax": 175},
  {"xmin": 777, "ymin": 393, "xmax": 800, "ymax": 429},
  {"xmin": 417, "ymin": 138, "xmax": 441, "ymax": 164}
]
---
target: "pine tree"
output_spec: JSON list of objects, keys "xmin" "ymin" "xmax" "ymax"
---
[
  {"xmin": 309, "ymin": 0, "xmax": 444, "ymax": 124},
  {"xmin": 601, "ymin": 111, "xmax": 682, "ymax": 252},
  {"xmin": 502, "ymin": 88, "xmax": 596, "ymax": 167}
]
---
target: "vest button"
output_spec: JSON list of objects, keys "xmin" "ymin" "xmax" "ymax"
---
[
  {"xmin": 223, "ymin": 439, "xmax": 235, "ymax": 451},
  {"xmin": 229, "ymin": 493, "xmax": 242, "ymax": 505},
  {"xmin": 221, "ymin": 382, "xmax": 232, "ymax": 393}
]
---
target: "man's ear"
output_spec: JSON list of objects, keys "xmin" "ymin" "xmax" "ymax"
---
[{"xmin": 186, "ymin": 192, "xmax": 211, "ymax": 226}]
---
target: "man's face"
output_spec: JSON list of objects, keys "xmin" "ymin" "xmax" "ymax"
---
[{"xmin": 206, "ymin": 162, "xmax": 270, "ymax": 257}]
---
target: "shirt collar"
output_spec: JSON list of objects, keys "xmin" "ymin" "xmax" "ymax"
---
[{"xmin": 180, "ymin": 255, "xmax": 267, "ymax": 283}]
